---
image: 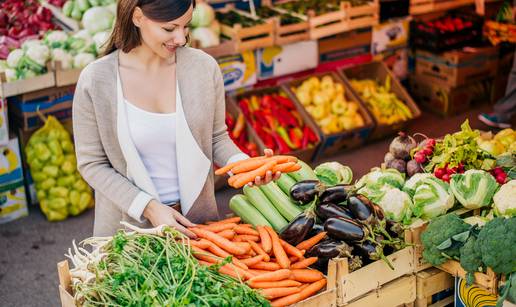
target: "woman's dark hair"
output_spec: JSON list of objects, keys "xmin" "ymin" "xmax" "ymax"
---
[{"xmin": 103, "ymin": 0, "xmax": 195, "ymax": 55}]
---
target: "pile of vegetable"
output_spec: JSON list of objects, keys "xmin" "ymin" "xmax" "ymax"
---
[
  {"xmin": 476, "ymin": 128, "xmax": 516, "ymax": 157},
  {"xmin": 238, "ymin": 92, "xmax": 319, "ymax": 154},
  {"xmin": 291, "ymin": 75, "xmax": 365, "ymax": 135},
  {"xmin": 190, "ymin": 2, "xmax": 220, "ymax": 48},
  {"xmin": 62, "ymin": 0, "xmax": 116, "ymax": 21},
  {"xmin": 216, "ymin": 11, "xmax": 264, "ymax": 28},
  {"xmin": 276, "ymin": 0, "xmax": 342, "ymax": 16},
  {"xmin": 25, "ymin": 116, "xmax": 93, "ymax": 221},
  {"xmin": 216, "ymin": 155, "xmax": 301, "ymax": 189},
  {"xmin": 349, "ymin": 76, "xmax": 413, "ymax": 125},
  {"xmin": 383, "ymin": 132, "xmax": 420, "ymax": 177},
  {"xmin": 421, "ymin": 213, "xmax": 516, "ymax": 306},
  {"xmin": 255, "ymin": 6, "xmax": 303, "ymax": 26},
  {"xmin": 188, "ymin": 217, "xmax": 327, "ymax": 306},
  {"xmin": 226, "ymin": 111, "xmax": 259, "ymax": 158},
  {"xmin": 1, "ymin": 39, "xmax": 51, "ymax": 81},
  {"xmin": 66, "ymin": 223, "xmax": 270, "ymax": 306}
]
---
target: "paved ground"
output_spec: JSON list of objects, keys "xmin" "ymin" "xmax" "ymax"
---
[{"xmin": 0, "ymin": 105, "xmax": 494, "ymax": 306}]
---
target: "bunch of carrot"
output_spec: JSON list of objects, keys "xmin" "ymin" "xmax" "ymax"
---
[
  {"xmin": 215, "ymin": 155, "xmax": 301, "ymax": 189},
  {"xmin": 188, "ymin": 216, "xmax": 328, "ymax": 307}
]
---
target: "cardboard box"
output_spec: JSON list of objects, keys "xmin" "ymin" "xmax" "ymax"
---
[
  {"xmin": 374, "ymin": 46, "xmax": 409, "ymax": 80},
  {"xmin": 218, "ymin": 51, "xmax": 257, "ymax": 92},
  {"xmin": 9, "ymin": 94, "xmax": 73, "ymax": 131},
  {"xmin": 454, "ymin": 277, "xmax": 501, "ymax": 307},
  {"xmin": 318, "ymin": 28, "xmax": 372, "ymax": 63},
  {"xmin": 256, "ymin": 40, "xmax": 318, "ymax": 80},
  {"xmin": 410, "ymin": 75, "xmax": 495, "ymax": 117},
  {"xmin": 0, "ymin": 137, "xmax": 28, "ymax": 224},
  {"xmin": 415, "ymin": 46, "xmax": 499, "ymax": 87},
  {"xmin": 372, "ymin": 17, "xmax": 410, "ymax": 55}
]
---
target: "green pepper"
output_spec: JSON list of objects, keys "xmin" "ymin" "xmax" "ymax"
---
[
  {"xmin": 47, "ymin": 208, "xmax": 68, "ymax": 221},
  {"xmin": 79, "ymin": 192, "xmax": 92, "ymax": 210},
  {"xmin": 69, "ymin": 190, "xmax": 80, "ymax": 207},
  {"xmin": 43, "ymin": 165, "xmax": 59, "ymax": 178},
  {"xmin": 25, "ymin": 148, "xmax": 35, "ymax": 163},
  {"xmin": 64, "ymin": 154, "xmax": 76, "ymax": 166},
  {"xmin": 40, "ymin": 178, "xmax": 56, "ymax": 190},
  {"xmin": 36, "ymin": 190, "xmax": 46, "ymax": 201},
  {"xmin": 57, "ymin": 175, "xmax": 75, "ymax": 187},
  {"xmin": 35, "ymin": 143, "xmax": 51, "ymax": 161},
  {"xmin": 51, "ymin": 154, "xmax": 64, "ymax": 167},
  {"xmin": 58, "ymin": 129, "xmax": 70, "ymax": 142},
  {"xmin": 61, "ymin": 140, "xmax": 74, "ymax": 154},
  {"xmin": 32, "ymin": 171, "xmax": 46, "ymax": 183},
  {"xmin": 61, "ymin": 161, "xmax": 75, "ymax": 175},
  {"xmin": 74, "ymin": 179, "xmax": 88, "ymax": 192},
  {"xmin": 47, "ymin": 129, "xmax": 60, "ymax": 142},
  {"xmin": 276, "ymin": 126, "xmax": 297, "ymax": 150},
  {"xmin": 48, "ymin": 140, "xmax": 63, "ymax": 156},
  {"xmin": 48, "ymin": 197, "xmax": 67, "ymax": 210},
  {"xmin": 29, "ymin": 158, "xmax": 43, "ymax": 171},
  {"xmin": 49, "ymin": 187, "xmax": 69, "ymax": 198}
]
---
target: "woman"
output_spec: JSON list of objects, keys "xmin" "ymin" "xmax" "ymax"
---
[{"xmin": 72, "ymin": 0, "xmax": 278, "ymax": 237}]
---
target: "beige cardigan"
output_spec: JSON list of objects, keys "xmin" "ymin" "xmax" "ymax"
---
[{"xmin": 72, "ymin": 47, "xmax": 242, "ymax": 236}]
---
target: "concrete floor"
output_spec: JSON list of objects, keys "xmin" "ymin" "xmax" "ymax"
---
[{"xmin": 0, "ymin": 105, "xmax": 494, "ymax": 307}]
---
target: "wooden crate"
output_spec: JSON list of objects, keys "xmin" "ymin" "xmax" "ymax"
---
[
  {"xmin": 307, "ymin": 2, "xmax": 348, "ymax": 40},
  {"xmin": 344, "ymin": 0, "xmax": 380, "ymax": 31},
  {"xmin": 339, "ymin": 61, "xmax": 421, "ymax": 141},
  {"xmin": 334, "ymin": 247, "xmax": 415, "ymax": 305},
  {"xmin": 0, "ymin": 70, "xmax": 55, "ymax": 98},
  {"xmin": 346, "ymin": 275, "xmax": 417, "ymax": 307},
  {"xmin": 410, "ymin": 0, "xmax": 475, "ymax": 15},
  {"xmin": 53, "ymin": 61, "xmax": 82, "ymax": 87},
  {"xmin": 229, "ymin": 86, "xmax": 322, "ymax": 162},
  {"xmin": 438, "ymin": 260, "xmax": 498, "ymax": 295},
  {"xmin": 57, "ymin": 259, "xmax": 338, "ymax": 307},
  {"xmin": 283, "ymin": 71, "xmax": 375, "ymax": 160},
  {"xmin": 416, "ymin": 268, "xmax": 454, "ymax": 307}
]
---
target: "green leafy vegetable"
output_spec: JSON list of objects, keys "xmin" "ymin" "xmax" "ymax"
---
[
  {"xmin": 450, "ymin": 170, "xmax": 499, "ymax": 209},
  {"xmin": 412, "ymin": 177, "xmax": 454, "ymax": 220},
  {"xmin": 476, "ymin": 217, "xmax": 516, "ymax": 275},
  {"xmin": 315, "ymin": 162, "xmax": 353, "ymax": 185}
]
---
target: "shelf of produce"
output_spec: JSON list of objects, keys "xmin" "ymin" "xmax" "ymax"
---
[
  {"xmin": 345, "ymin": 275, "xmax": 417, "ymax": 307},
  {"xmin": 0, "ymin": 70, "xmax": 56, "ymax": 98},
  {"xmin": 283, "ymin": 71, "xmax": 375, "ymax": 160},
  {"xmin": 338, "ymin": 61, "xmax": 421, "ymax": 141},
  {"xmin": 334, "ymin": 247, "xmax": 415, "ymax": 305},
  {"xmin": 53, "ymin": 61, "xmax": 82, "ymax": 87},
  {"xmin": 229, "ymin": 86, "xmax": 322, "ymax": 162},
  {"xmin": 438, "ymin": 260, "xmax": 499, "ymax": 295},
  {"xmin": 416, "ymin": 268, "xmax": 454, "ymax": 307},
  {"xmin": 409, "ymin": 0, "xmax": 475, "ymax": 15}
]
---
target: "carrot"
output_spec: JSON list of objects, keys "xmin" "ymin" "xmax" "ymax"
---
[
  {"xmin": 296, "ymin": 232, "xmax": 327, "ymax": 251},
  {"xmin": 192, "ymin": 246, "xmax": 220, "ymax": 264},
  {"xmin": 203, "ymin": 240, "xmax": 249, "ymax": 270},
  {"xmin": 289, "ymin": 256, "xmax": 299, "ymax": 262},
  {"xmin": 234, "ymin": 225, "xmax": 259, "ymax": 236},
  {"xmin": 218, "ymin": 264, "xmax": 255, "ymax": 281},
  {"xmin": 228, "ymin": 174, "xmax": 243, "ymax": 187},
  {"xmin": 248, "ymin": 269, "xmax": 291, "ymax": 283},
  {"xmin": 234, "ymin": 234, "xmax": 260, "ymax": 242},
  {"xmin": 239, "ymin": 223, "xmax": 253, "ymax": 227},
  {"xmin": 272, "ymin": 162, "xmax": 296, "ymax": 173},
  {"xmin": 280, "ymin": 239, "xmax": 304, "ymax": 259},
  {"xmin": 291, "ymin": 257, "xmax": 318, "ymax": 269},
  {"xmin": 233, "ymin": 160, "xmax": 278, "ymax": 188},
  {"xmin": 248, "ymin": 280, "xmax": 302, "ymax": 289},
  {"xmin": 217, "ymin": 229, "xmax": 236, "ymax": 240},
  {"xmin": 198, "ymin": 222, "xmax": 237, "ymax": 233},
  {"xmin": 240, "ymin": 255, "xmax": 264, "ymax": 267},
  {"xmin": 284, "ymin": 163, "xmax": 301, "ymax": 173},
  {"xmin": 265, "ymin": 226, "xmax": 290, "ymax": 269},
  {"xmin": 215, "ymin": 156, "xmax": 267, "ymax": 175},
  {"xmin": 259, "ymin": 287, "xmax": 301, "ymax": 299},
  {"xmin": 290, "ymin": 269, "xmax": 324, "ymax": 283},
  {"xmin": 231, "ymin": 159, "xmax": 269, "ymax": 174},
  {"xmin": 232, "ymin": 242, "xmax": 252, "ymax": 254},
  {"xmin": 266, "ymin": 155, "xmax": 298, "ymax": 164},
  {"xmin": 248, "ymin": 240, "xmax": 270, "ymax": 262},
  {"xmin": 250, "ymin": 262, "xmax": 282, "ymax": 271},
  {"xmin": 190, "ymin": 228, "xmax": 246, "ymax": 255},
  {"xmin": 189, "ymin": 240, "xmax": 211, "ymax": 249},
  {"xmin": 248, "ymin": 269, "xmax": 272, "ymax": 276},
  {"xmin": 206, "ymin": 216, "xmax": 241, "ymax": 225},
  {"xmin": 257, "ymin": 226, "xmax": 272, "ymax": 253},
  {"xmin": 271, "ymin": 279, "xmax": 326, "ymax": 307}
]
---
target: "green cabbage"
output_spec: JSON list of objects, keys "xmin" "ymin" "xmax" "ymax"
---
[
  {"xmin": 403, "ymin": 173, "xmax": 433, "ymax": 197},
  {"xmin": 493, "ymin": 180, "xmax": 516, "ymax": 217},
  {"xmin": 450, "ymin": 170, "xmax": 499, "ymax": 209},
  {"xmin": 356, "ymin": 167, "xmax": 405, "ymax": 190},
  {"xmin": 191, "ymin": 2, "xmax": 215, "ymax": 28},
  {"xmin": 412, "ymin": 177, "xmax": 454, "ymax": 220},
  {"xmin": 82, "ymin": 7, "xmax": 114, "ymax": 34},
  {"xmin": 374, "ymin": 187, "xmax": 412, "ymax": 223},
  {"xmin": 314, "ymin": 162, "xmax": 353, "ymax": 186}
]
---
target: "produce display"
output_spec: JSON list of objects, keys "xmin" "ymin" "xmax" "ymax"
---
[
  {"xmin": 25, "ymin": 116, "xmax": 93, "ymax": 221},
  {"xmin": 226, "ymin": 111, "xmax": 259, "ymax": 157},
  {"xmin": 62, "ymin": 0, "xmax": 116, "ymax": 21},
  {"xmin": 349, "ymin": 76, "xmax": 413, "ymax": 125},
  {"xmin": 255, "ymin": 6, "xmax": 303, "ymax": 26},
  {"xmin": 291, "ymin": 75, "xmax": 365, "ymax": 135},
  {"xmin": 238, "ymin": 92, "xmax": 319, "ymax": 153},
  {"xmin": 216, "ymin": 11, "xmax": 264, "ymax": 28},
  {"xmin": 483, "ymin": 1, "xmax": 515, "ymax": 45},
  {"xmin": 476, "ymin": 128, "xmax": 516, "ymax": 157},
  {"xmin": 215, "ymin": 155, "xmax": 301, "ymax": 189},
  {"xmin": 190, "ymin": 2, "xmax": 220, "ymax": 48}
]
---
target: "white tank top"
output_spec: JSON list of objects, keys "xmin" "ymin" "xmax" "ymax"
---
[{"xmin": 125, "ymin": 99, "xmax": 180, "ymax": 204}]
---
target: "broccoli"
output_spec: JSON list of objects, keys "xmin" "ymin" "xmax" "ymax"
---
[
  {"xmin": 459, "ymin": 235, "xmax": 483, "ymax": 286},
  {"xmin": 421, "ymin": 213, "xmax": 470, "ymax": 266},
  {"xmin": 508, "ymin": 273, "xmax": 516, "ymax": 304},
  {"xmin": 477, "ymin": 217, "xmax": 516, "ymax": 275}
]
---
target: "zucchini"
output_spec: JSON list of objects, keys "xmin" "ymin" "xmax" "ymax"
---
[
  {"xmin": 289, "ymin": 160, "xmax": 317, "ymax": 182},
  {"xmin": 243, "ymin": 185, "xmax": 288, "ymax": 231},
  {"xmin": 277, "ymin": 174, "xmax": 297, "ymax": 195},
  {"xmin": 260, "ymin": 182, "xmax": 302, "ymax": 222},
  {"xmin": 229, "ymin": 194, "xmax": 272, "ymax": 228}
]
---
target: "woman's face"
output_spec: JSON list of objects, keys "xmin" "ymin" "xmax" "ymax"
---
[{"xmin": 133, "ymin": 5, "xmax": 193, "ymax": 59}]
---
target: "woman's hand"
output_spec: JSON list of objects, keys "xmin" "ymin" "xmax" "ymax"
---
[
  {"xmin": 248, "ymin": 149, "xmax": 281, "ymax": 187},
  {"xmin": 143, "ymin": 200, "xmax": 197, "ymax": 238}
]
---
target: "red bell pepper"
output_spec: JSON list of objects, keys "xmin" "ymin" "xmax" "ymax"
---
[
  {"xmin": 239, "ymin": 99, "xmax": 251, "ymax": 119},
  {"xmin": 306, "ymin": 126, "xmax": 319, "ymax": 143},
  {"xmin": 225, "ymin": 112, "xmax": 235, "ymax": 129},
  {"xmin": 289, "ymin": 127, "xmax": 303, "ymax": 149},
  {"xmin": 276, "ymin": 108, "xmax": 298, "ymax": 127},
  {"xmin": 301, "ymin": 127, "xmax": 310, "ymax": 149},
  {"xmin": 261, "ymin": 95, "xmax": 275, "ymax": 109},
  {"xmin": 274, "ymin": 95, "xmax": 296, "ymax": 110}
]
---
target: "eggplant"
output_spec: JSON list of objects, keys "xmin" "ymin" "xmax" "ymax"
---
[
  {"xmin": 280, "ymin": 212, "xmax": 315, "ymax": 246},
  {"xmin": 290, "ymin": 180, "xmax": 324, "ymax": 205},
  {"xmin": 319, "ymin": 185, "xmax": 349, "ymax": 204},
  {"xmin": 315, "ymin": 203, "xmax": 354, "ymax": 222},
  {"xmin": 306, "ymin": 223, "xmax": 325, "ymax": 238},
  {"xmin": 324, "ymin": 217, "xmax": 367, "ymax": 242},
  {"xmin": 348, "ymin": 195, "xmax": 374, "ymax": 222},
  {"xmin": 306, "ymin": 239, "xmax": 352, "ymax": 259},
  {"xmin": 354, "ymin": 241, "xmax": 394, "ymax": 269}
]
